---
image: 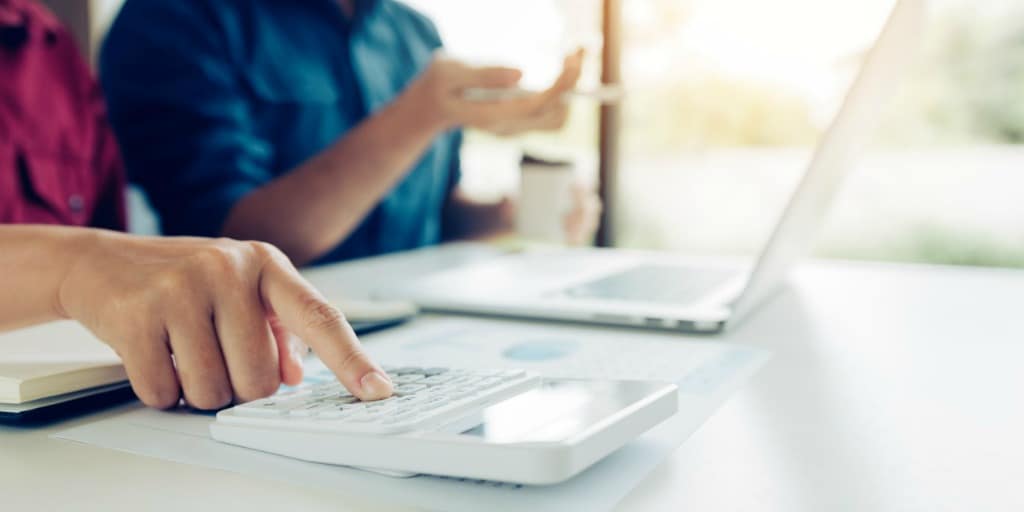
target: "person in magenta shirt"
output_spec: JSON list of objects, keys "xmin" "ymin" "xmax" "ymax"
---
[
  {"xmin": 0, "ymin": 0, "xmax": 124, "ymax": 228},
  {"xmin": 0, "ymin": 0, "xmax": 393, "ymax": 409}
]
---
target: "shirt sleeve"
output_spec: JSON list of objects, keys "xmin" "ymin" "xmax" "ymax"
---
[{"xmin": 99, "ymin": 0, "xmax": 273, "ymax": 237}]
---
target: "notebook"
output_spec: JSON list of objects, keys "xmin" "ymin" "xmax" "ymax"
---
[
  {"xmin": 0, "ymin": 321, "xmax": 126, "ymax": 405},
  {"xmin": 0, "ymin": 361, "xmax": 127, "ymax": 404}
]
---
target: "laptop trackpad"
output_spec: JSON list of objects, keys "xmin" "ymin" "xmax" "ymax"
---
[{"xmin": 564, "ymin": 264, "xmax": 739, "ymax": 305}]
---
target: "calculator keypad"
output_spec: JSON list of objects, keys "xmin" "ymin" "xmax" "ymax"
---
[{"xmin": 224, "ymin": 367, "xmax": 535, "ymax": 434}]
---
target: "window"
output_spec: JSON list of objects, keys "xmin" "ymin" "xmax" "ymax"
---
[{"xmin": 420, "ymin": 0, "xmax": 1024, "ymax": 268}]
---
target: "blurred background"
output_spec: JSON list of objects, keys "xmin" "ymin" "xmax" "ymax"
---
[{"xmin": 54, "ymin": 0, "xmax": 1024, "ymax": 268}]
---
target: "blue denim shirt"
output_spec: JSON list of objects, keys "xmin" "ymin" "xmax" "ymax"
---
[{"xmin": 100, "ymin": 0, "xmax": 461, "ymax": 263}]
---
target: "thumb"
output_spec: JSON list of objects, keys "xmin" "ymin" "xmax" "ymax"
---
[{"xmin": 268, "ymin": 313, "xmax": 305, "ymax": 387}]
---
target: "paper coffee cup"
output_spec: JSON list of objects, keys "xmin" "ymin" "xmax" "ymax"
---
[{"xmin": 516, "ymin": 154, "xmax": 575, "ymax": 244}]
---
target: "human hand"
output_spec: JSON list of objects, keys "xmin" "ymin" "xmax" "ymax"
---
[
  {"xmin": 563, "ymin": 183, "xmax": 603, "ymax": 246},
  {"xmin": 57, "ymin": 232, "xmax": 393, "ymax": 410},
  {"xmin": 409, "ymin": 49, "xmax": 585, "ymax": 135}
]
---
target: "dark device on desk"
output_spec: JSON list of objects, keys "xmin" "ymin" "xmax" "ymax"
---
[{"xmin": 0, "ymin": 382, "xmax": 136, "ymax": 425}]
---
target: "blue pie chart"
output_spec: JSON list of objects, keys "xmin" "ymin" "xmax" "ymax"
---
[{"xmin": 502, "ymin": 340, "xmax": 579, "ymax": 361}]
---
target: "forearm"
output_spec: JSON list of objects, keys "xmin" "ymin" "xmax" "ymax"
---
[
  {"xmin": 222, "ymin": 84, "xmax": 447, "ymax": 265},
  {"xmin": 0, "ymin": 225, "xmax": 98, "ymax": 332}
]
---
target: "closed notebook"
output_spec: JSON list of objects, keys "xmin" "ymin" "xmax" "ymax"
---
[{"xmin": 0, "ymin": 321, "xmax": 126, "ymax": 405}]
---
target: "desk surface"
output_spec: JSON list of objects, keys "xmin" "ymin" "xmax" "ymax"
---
[{"xmin": 3, "ymin": 243, "xmax": 1022, "ymax": 511}]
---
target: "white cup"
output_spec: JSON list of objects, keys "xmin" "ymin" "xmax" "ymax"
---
[{"xmin": 516, "ymin": 154, "xmax": 576, "ymax": 245}]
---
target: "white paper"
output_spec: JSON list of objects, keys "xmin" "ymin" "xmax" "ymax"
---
[
  {"xmin": 55, "ymin": 318, "xmax": 769, "ymax": 512},
  {"xmin": 0, "ymin": 321, "xmax": 119, "ymax": 363}
]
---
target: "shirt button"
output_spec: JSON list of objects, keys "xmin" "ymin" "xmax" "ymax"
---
[{"xmin": 69, "ymin": 194, "xmax": 85, "ymax": 213}]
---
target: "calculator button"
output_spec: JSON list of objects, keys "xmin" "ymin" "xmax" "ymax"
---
[
  {"xmin": 429, "ymin": 385, "xmax": 456, "ymax": 395},
  {"xmin": 316, "ymin": 411, "xmax": 347, "ymax": 420},
  {"xmin": 419, "ymin": 375, "xmax": 451, "ymax": 385},
  {"xmin": 275, "ymin": 388, "xmax": 311, "ymax": 399},
  {"xmin": 391, "ymin": 367, "xmax": 423, "ymax": 375},
  {"xmin": 392, "ymin": 374, "xmax": 425, "ymax": 384},
  {"xmin": 395, "ymin": 384, "xmax": 427, "ymax": 395},
  {"xmin": 471, "ymin": 369, "xmax": 503, "ymax": 377},
  {"xmin": 289, "ymin": 403, "xmax": 331, "ymax": 417},
  {"xmin": 365, "ymin": 398, "xmax": 396, "ymax": 408}
]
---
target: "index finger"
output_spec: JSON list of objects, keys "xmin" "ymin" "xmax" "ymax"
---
[{"xmin": 258, "ymin": 256, "xmax": 393, "ymax": 401}]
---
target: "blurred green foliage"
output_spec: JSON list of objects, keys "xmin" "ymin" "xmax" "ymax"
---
[
  {"xmin": 819, "ymin": 223, "xmax": 1024, "ymax": 268},
  {"xmin": 468, "ymin": 1, "xmax": 1024, "ymax": 268},
  {"xmin": 880, "ymin": 4, "xmax": 1024, "ymax": 144},
  {"xmin": 621, "ymin": 78, "xmax": 818, "ymax": 151},
  {"xmin": 615, "ymin": 2, "xmax": 1024, "ymax": 149}
]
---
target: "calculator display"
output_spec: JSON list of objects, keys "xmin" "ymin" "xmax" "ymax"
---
[{"xmin": 459, "ymin": 379, "xmax": 670, "ymax": 443}]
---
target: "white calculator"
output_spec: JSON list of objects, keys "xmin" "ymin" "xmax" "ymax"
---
[{"xmin": 210, "ymin": 366, "xmax": 678, "ymax": 484}]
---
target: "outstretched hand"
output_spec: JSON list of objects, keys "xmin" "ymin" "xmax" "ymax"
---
[{"xmin": 410, "ymin": 49, "xmax": 585, "ymax": 135}]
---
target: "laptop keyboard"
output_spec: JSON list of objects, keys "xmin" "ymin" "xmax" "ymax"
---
[{"xmin": 563, "ymin": 264, "xmax": 737, "ymax": 305}]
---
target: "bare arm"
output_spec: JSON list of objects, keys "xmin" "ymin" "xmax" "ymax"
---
[
  {"xmin": 0, "ymin": 225, "xmax": 87, "ymax": 332},
  {"xmin": 222, "ymin": 52, "xmax": 584, "ymax": 266},
  {"xmin": 221, "ymin": 83, "xmax": 442, "ymax": 266}
]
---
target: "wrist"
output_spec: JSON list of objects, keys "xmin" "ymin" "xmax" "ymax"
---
[
  {"xmin": 399, "ymin": 73, "xmax": 456, "ymax": 134},
  {"xmin": 54, "ymin": 228, "xmax": 112, "ymax": 320}
]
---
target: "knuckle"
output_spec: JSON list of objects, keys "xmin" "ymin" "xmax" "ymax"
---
[
  {"xmin": 136, "ymin": 383, "xmax": 180, "ymax": 409},
  {"xmin": 236, "ymin": 376, "xmax": 280, "ymax": 403},
  {"xmin": 338, "ymin": 345, "xmax": 370, "ymax": 373},
  {"xmin": 248, "ymin": 240, "xmax": 287, "ymax": 264},
  {"xmin": 187, "ymin": 387, "xmax": 232, "ymax": 411},
  {"xmin": 300, "ymin": 297, "xmax": 346, "ymax": 332},
  {"xmin": 195, "ymin": 243, "xmax": 241, "ymax": 274}
]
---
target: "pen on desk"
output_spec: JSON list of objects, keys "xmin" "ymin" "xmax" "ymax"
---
[
  {"xmin": 564, "ymin": 85, "xmax": 625, "ymax": 103},
  {"xmin": 462, "ymin": 85, "xmax": 625, "ymax": 103}
]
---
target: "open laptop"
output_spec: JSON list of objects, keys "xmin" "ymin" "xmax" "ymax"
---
[{"xmin": 382, "ymin": 0, "xmax": 925, "ymax": 333}]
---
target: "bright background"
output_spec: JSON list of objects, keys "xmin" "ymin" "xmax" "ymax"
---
[
  {"xmin": 407, "ymin": 0, "xmax": 1024, "ymax": 268},
  {"xmin": 87, "ymin": 0, "xmax": 1024, "ymax": 268}
]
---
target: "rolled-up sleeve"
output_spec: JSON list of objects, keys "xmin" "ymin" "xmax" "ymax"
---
[{"xmin": 99, "ymin": 1, "xmax": 272, "ymax": 237}]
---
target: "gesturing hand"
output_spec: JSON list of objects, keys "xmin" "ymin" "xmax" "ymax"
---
[
  {"xmin": 57, "ymin": 232, "xmax": 393, "ymax": 410},
  {"xmin": 409, "ymin": 49, "xmax": 585, "ymax": 135}
]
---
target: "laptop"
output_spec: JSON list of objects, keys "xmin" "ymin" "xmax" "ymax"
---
[{"xmin": 381, "ymin": 0, "xmax": 925, "ymax": 333}]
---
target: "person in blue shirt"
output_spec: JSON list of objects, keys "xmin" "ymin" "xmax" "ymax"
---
[{"xmin": 100, "ymin": 0, "xmax": 600, "ymax": 266}]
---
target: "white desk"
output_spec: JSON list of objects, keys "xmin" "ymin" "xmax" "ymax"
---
[{"xmin": 3, "ymin": 243, "xmax": 1023, "ymax": 511}]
